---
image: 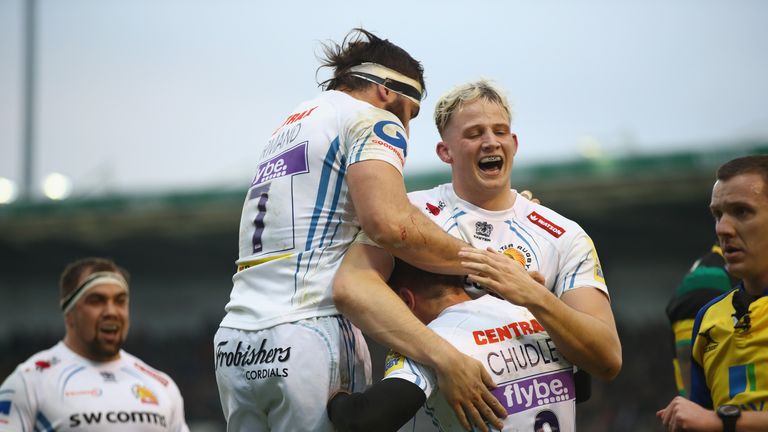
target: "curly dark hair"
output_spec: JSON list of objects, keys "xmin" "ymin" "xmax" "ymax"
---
[{"xmin": 317, "ymin": 28, "xmax": 425, "ymax": 96}]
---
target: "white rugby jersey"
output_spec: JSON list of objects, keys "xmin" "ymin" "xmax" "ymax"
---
[
  {"xmin": 221, "ymin": 90, "xmax": 409, "ymax": 331},
  {"xmin": 0, "ymin": 342, "xmax": 188, "ymax": 432},
  {"xmin": 385, "ymin": 295, "xmax": 576, "ymax": 431},
  {"xmin": 408, "ymin": 184, "xmax": 608, "ymax": 298}
]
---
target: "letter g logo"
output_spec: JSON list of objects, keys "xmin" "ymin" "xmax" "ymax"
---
[{"xmin": 373, "ymin": 121, "xmax": 408, "ymax": 157}]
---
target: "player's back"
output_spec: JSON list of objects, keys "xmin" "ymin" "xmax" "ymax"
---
[
  {"xmin": 418, "ymin": 295, "xmax": 576, "ymax": 431},
  {"xmin": 221, "ymin": 90, "xmax": 408, "ymax": 331}
]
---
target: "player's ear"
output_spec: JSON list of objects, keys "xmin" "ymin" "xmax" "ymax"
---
[
  {"xmin": 63, "ymin": 310, "xmax": 75, "ymax": 329},
  {"xmin": 436, "ymin": 141, "xmax": 453, "ymax": 164},
  {"xmin": 511, "ymin": 133, "xmax": 519, "ymax": 156},
  {"xmin": 376, "ymin": 84, "xmax": 392, "ymax": 103},
  {"xmin": 397, "ymin": 288, "xmax": 417, "ymax": 311}
]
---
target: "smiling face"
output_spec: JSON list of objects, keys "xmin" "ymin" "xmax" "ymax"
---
[
  {"xmin": 64, "ymin": 275, "xmax": 130, "ymax": 362},
  {"xmin": 436, "ymin": 98, "xmax": 518, "ymax": 210},
  {"xmin": 710, "ymin": 172, "xmax": 768, "ymax": 293}
]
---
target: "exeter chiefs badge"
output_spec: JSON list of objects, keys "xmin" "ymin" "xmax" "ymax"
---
[
  {"xmin": 500, "ymin": 243, "xmax": 533, "ymax": 270},
  {"xmin": 474, "ymin": 221, "xmax": 493, "ymax": 241}
]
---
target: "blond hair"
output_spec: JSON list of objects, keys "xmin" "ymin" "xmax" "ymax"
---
[{"xmin": 433, "ymin": 79, "xmax": 512, "ymax": 136}]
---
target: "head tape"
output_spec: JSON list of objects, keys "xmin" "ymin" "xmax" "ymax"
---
[
  {"xmin": 348, "ymin": 62, "xmax": 423, "ymax": 106},
  {"xmin": 60, "ymin": 271, "xmax": 129, "ymax": 313}
]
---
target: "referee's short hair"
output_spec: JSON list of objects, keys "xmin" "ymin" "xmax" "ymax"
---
[{"xmin": 717, "ymin": 155, "xmax": 768, "ymax": 193}]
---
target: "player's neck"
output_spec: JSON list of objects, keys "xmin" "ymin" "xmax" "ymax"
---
[
  {"xmin": 63, "ymin": 335, "xmax": 121, "ymax": 363},
  {"xmin": 742, "ymin": 275, "xmax": 768, "ymax": 297},
  {"xmin": 340, "ymin": 87, "xmax": 384, "ymax": 110},
  {"xmin": 431, "ymin": 291, "xmax": 473, "ymax": 321},
  {"xmin": 455, "ymin": 186, "xmax": 514, "ymax": 212}
]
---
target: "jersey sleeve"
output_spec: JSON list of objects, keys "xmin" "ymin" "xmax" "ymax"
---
[
  {"xmin": 382, "ymin": 350, "xmax": 437, "ymax": 399},
  {"xmin": 552, "ymin": 232, "xmax": 608, "ymax": 298},
  {"xmin": 327, "ymin": 378, "xmax": 426, "ymax": 432},
  {"xmin": 0, "ymin": 369, "xmax": 36, "ymax": 432},
  {"xmin": 689, "ymin": 301, "xmax": 715, "ymax": 408},
  {"xmin": 167, "ymin": 379, "xmax": 190, "ymax": 432},
  {"xmin": 345, "ymin": 109, "xmax": 408, "ymax": 174}
]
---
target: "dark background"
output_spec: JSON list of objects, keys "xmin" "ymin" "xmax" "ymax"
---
[{"xmin": 1, "ymin": 145, "xmax": 763, "ymax": 431}]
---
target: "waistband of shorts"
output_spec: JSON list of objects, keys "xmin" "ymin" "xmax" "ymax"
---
[{"xmin": 237, "ymin": 252, "xmax": 294, "ymax": 272}]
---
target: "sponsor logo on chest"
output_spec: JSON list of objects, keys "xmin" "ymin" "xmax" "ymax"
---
[
  {"xmin": 69, "ymin": 411, "xmax": 167, "ymax": 428},
  {"xmin": 527, "ymin": 212, "xmax": 565, "ymax": 238}
]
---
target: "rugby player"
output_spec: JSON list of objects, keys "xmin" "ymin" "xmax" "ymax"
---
[
  {"xmin": 214, "ymin": 29, "xmax": 505, "ymax": 431},
  {"xmin": 0, "ymin": 257, "xmax": 189, "ymax": 431},
  {"xmin": 333, "ymin": 79, "xmax": 621, "ymax": 430}
]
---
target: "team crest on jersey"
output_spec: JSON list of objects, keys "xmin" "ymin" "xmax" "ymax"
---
[
  {"xmin": 425, "ymin": 200, "xmax": 446, "ymax": 216},
  {"xmin": 132, "ymin": 384, "xmax": 158, "ymax": 405},
  {"xmin": 500, "ymin": 244, "xmax": 532, "ymax": 269},
  {"xmin": 384, "ymin": 351, "xmax": 406, "ymax": 377},
  {"xmin": 474, "ymin": 221, "xmax": 493, "ymax": 241}
]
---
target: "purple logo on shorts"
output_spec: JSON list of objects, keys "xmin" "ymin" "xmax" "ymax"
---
[
  {"xmin": 252, "ymin": 141, "xmax": 309, "ymax": 186},
  {"xmin": 491, "ymin": 369, "xmax": 575, "ymax": 415}
]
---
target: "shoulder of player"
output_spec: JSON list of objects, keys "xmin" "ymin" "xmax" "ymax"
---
[
  {"xmin": 517, "ymin": 199, "xmax": 586, "ymax": 242},
  {"xmin": 408, "ymin": 184, "xmax": 453, "ymax": 217},
  {"xmin": 14, "ymin": 343, "xmax": 69, "ymax": 377},
  {"xmin": 408, "ymin": 185, "xmax": 443, "ymax": 205},
  {"xmin": 325, "ymin": 90, "xmax": 401, "ymax": 124},
  {"xmin": 124, "ymin": 353, "xmax": 175, "ymax": 388},
  {"xmin": 692, "ymin": 289, "xmax": 737, "ymax": 339},
  {"xmin": 429, "ymin": 296, "xmax": 522, "ymax": 332}
]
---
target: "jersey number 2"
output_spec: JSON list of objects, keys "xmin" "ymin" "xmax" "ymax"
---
[{"xmin": 534, "ymin": 409, "xmax": 559, "ymax": 432}]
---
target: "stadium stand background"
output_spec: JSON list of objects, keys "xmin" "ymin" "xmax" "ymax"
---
[{"xmin": 1, "ymin": 144, "xmax": 764, "ymax": 431}]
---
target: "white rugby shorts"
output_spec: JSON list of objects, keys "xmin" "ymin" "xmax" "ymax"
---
[{"xmin": 214, "ymin": 315, "xmax": 371, "ymax": 431}]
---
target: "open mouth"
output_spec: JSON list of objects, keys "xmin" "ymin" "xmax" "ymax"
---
[
  {"xmin": 99, "ymin": 323, "xmax": 120, "ymax": 336},
  {"xmin": 478, "ymin": 155, "xmax": 503, "ymax": 172}
]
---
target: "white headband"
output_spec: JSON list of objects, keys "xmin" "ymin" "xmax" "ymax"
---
[
  {"xmin": 348, "ymin": 62, "xmax": 423, "ymax": 106},
  {"xmin": 60, "ymin": 271, "xmax": 129, "ymax": 313}
]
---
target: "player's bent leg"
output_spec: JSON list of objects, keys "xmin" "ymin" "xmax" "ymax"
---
[
  {"xmin": 267, "ymin": 316, "xmax": 372, "ymax": 432},
  {"xmin": 213, "ymin": 326, "xmax": 276, "ymax": 431}
]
